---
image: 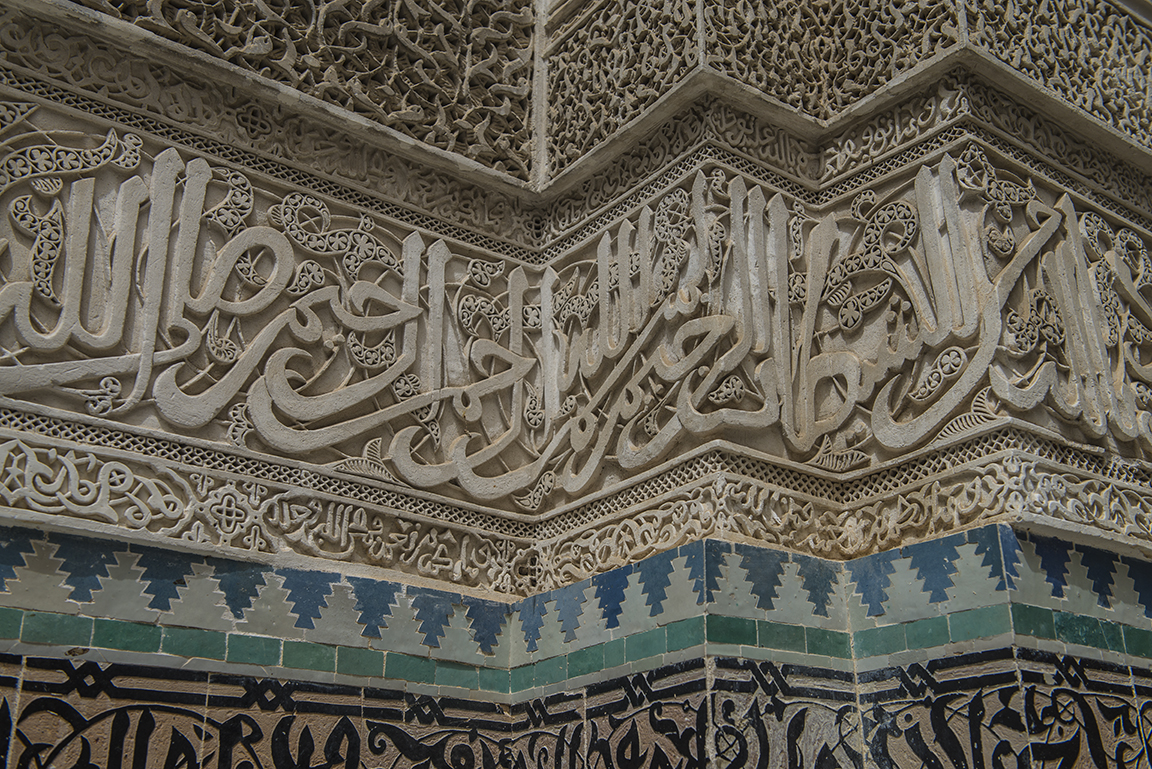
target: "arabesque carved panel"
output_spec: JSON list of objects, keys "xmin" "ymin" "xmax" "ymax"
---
[{"xmin": 70, "ymin": 0, "xmax": 535, "ymax": 179}]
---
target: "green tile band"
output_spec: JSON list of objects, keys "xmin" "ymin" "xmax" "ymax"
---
[
  {"xmin": 227, "ymin": 634, "xmax": 281, "ymax": 666},
  {"xmin": 162, "ymin": 627, "xmax": 226, "ymax": 660}
]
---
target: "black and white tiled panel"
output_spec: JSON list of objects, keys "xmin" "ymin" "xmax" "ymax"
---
[{"xmin": 3, "ymin": 649, "xmax": 1152, "ymax": 768}]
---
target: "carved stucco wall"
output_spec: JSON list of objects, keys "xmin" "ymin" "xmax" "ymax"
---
[{"xmin": 0, "ymin": 2, "xmax": 1151, "ymax": 766}]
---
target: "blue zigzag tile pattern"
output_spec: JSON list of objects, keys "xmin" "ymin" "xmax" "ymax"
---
[{"xmin": 0, "ymin": 523, "xmax": 1147, "ymax": 668}]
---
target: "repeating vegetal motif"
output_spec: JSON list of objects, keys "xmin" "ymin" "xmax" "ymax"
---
[
  {"xmin": 547, "ymin": 0, "xmax": 698, "ymax": 174},
  {"xmin": 70, "ymin": 0, "xmax": 535, "ymax": 179},
  {"xmin": 705, "ymin": 0, "xmax": 961, "ymax": 118}
]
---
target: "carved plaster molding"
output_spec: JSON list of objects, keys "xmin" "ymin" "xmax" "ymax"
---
[{"xmin": 1, "ymin": 3, "xmax": 1152, "ymax": 593}]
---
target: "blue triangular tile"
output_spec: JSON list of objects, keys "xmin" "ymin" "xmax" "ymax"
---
[
  {"xmin": 346, "ymin": 576, "xmax": 401, "ymax": 638},
  {"xmin": 277, "ymin": 568, "xmax": 340, "ymax": 629},
  {"xmin": 1000, "ymin": 526, "xmax": 1022, "ymax": 589},
  {"xmin": 1124, "ymin": 556, "xmax": 1152, "ymax": 617},
  {"xmin": 1076, "ymin": 545, "xmax": 1117, "ymax": 608},
  {"xmin": 734, "ymin": 543, "xmax": 787, "ymax": 611},
  {"xmin": 130, "ymin": 545, "xmax": 203, "ymax": 612},
  {"xmin": 514, "ymin": 594, "xmax": 548, "ymax": 652},
  {"xmin": 1031, "ymin": 535, "xmax": 1073, "ymax": 598},
  {"xmin": 904, "ymin": 533, "xmax": 964, "ymax": 603},
  {"xmin": 636, "ymin": 550, "xmax": 676, "ymax": 617},
  {"xmin": 410, "ymin": 587, "xmax": 458, "ymax": 648},
  {"xmin": 793, "ymin": 554, "xmax": 838, "ymax": 618},
  {"xmin": 592, "ymin": 566, "xmax": 630, "ymax": 629},
  {"xmin": 463, "ymin": 596, "xmax": 507, "ymax": 654},
  {"xmin": 0, "ymin": 526, "xmax": 41, "ymax": 592},
  {"xmin": 846, "ymin": 550, "xmax": 900, "ymax": 617},
  {"xmin": 969, "ymin": 526, "xmax": 1006, "ymax": 591},
  {"xmin": 684, "ymin": 540, "xmax": 727, "ymax": 604},
  {"xmin": 49, "ymin": 533, "xmax": 124, "ymax": 603},
  {"xmin": 553, "ymin": 582, "xmax": 587, "ymax": 640},
  {"xmin": 208, "ymin": 558, "xmax": 268, "ymax": 619}
]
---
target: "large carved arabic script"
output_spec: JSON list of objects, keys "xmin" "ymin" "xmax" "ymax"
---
[{"xmin": 2, "ymin": 104, "xmax": 1151, "ymax": 514}]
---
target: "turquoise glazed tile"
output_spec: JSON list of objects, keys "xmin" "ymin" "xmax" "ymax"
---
[
  {"xmin": 854, "ymin": 623, "xmax": 906, "ymax": 658},
  {"xmin": 1100, "ymin": 620, "xmax": 1126, "ymax": 653},
  {"xmin": 534, "ymin": 655, "xmax": 566, "ymax": 687},
  {"xmin": 1011, "ymin": 604, "xmax": 1056, "ymax": 639},
  {"xmin": 568, "ymin": 644, "xmax": 604, "ymax": 678},
  {"xmin": 757, "ymin": 620, "xmax": 805, "ymax": 653},
  {"xmin": 162, "ymin": 627, "xmax": 226, "ymax": 660},
  {"xmin": 283, "ymin": 641, "xmax": 336, "ymax": 672},
  {"xmin": 337, "ymin": 646, "xmax": 383, "ymax": 677},
  {"xmin": 905, "ymin": 617, "xmax": 949, "ymax": 649},
  {"xmin": 603, "ymin": 637, "xmax": 626, "ymax": 668},
  {"xmin": 949, "ymin": 604, "xmax": 1011, "ymax": 642},
  {"xmin": 0, "ymin": 607, "xmax": 20, "ymax": 639},
  {"xmin": 625, "ymin": 627, "xmax": 665, "ymax": 662},
  {"xmin": 1054, "ymin": 611, "xmax": 1107, "ymax": 649},
  {"xmin": 1125, "ymin": 625, "xmax": 1152, "ymax": 658},
  {"xmin": 666, "ymin": 616, "xmax": 705, "ymax": 651},
  {"xmin": 510, "ymin": 664, "xmax": 534, "ymax": 692},
  {"xmin": 92, "ymin": 618, "xmax": 161, "ymax": 653},
  {"xmin": 434, "ymin": 660, "xmax": 478, "ymax": 690},
  {"xmin": 478, "ymin": 666, "xmax": 510, "ymax": 693},
  {"xmin": 227, "ymin": 633, "xmax": 280, "ymax": 665},
  {"xmin": 706, "ymin": 615, "xmax": 755, "ymax": 646},
  {"xmin": 806, "ymin": 627, "xmax": 851, "ymax": 659},
  {"xmin": 385, "ymin": 652, "xmax": 434, "ymax": 683},
  {"xmin": 22, "ymin": 612, "xmax": 92, "ymax": 646}
]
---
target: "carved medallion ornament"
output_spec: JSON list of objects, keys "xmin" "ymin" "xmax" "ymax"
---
[{"xmin": 0, "ymin": 0, "xmax": 1149, "ymax": 596}]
